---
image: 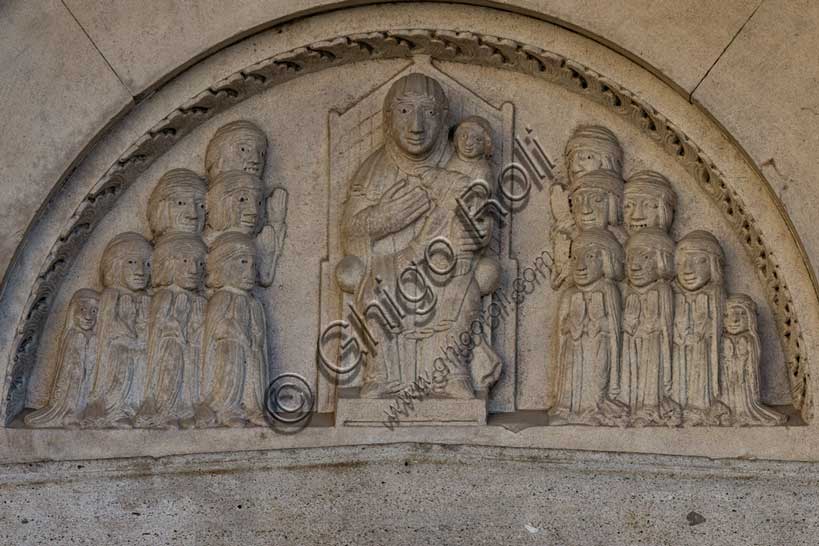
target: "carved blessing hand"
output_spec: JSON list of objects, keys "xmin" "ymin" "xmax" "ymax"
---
[
  {"xmin": 266, "ymin": 187, "xmax": 288, "ymax": 226},
  {"xmin": 379, "ymin": 180, "xmax": 431, "ymax": 226}
]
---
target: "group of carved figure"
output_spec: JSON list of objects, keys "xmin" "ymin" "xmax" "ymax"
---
[
  {"xmin": 548, "ymin": 125, "xmax": 786, "ymax": 427},
  {"xmin": 26, "ymin": 121, "xmax": 287, "ymax": 429},
  {"xmin": 27, "ymin": 71, "xmax": 786, "ymax": 430}
]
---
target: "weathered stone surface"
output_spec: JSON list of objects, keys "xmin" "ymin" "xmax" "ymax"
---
[
  {"xmin": 0, "ymin": 0, "xmax": 132, "ymax": 286},
  {"xmin": 693, "ymin": 0, "xmax": 819, "ymax": 284},
  {"xmin": 62, "ymin": 0, "xmax": 759, "ymax": 96},
  {"xmin": 2, "ymin": 444, "xmax": 818, "ymax": 545}
]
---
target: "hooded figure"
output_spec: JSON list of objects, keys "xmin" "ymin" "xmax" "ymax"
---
[
  {"xmin": 199, "ymin": 232, "xmax": 269, "ymax": 427},
  {"xmin": 672, "ymin": 230, "xmax": 730, "ymax": 425},
  {"xmin": 25, "ymin": 289, "xmax": 100, "ymax": 428},
  {"xmin": 84, "ymin": 232, "xmax": 152, "ymax": 428},
  {"xmin": 147, "ymin": 168, "xmax": 206, "ymax": 238},
  {"xmin": 620, "ymin": 229, "xmax": 681, "ymax": 425},
  {"xmin": 721, "ymin": 294, "xmax": 786, "ymax": 426},
  {"xmin": 551, "ymin": 228, "xmax": 627, "ymax": 425}
]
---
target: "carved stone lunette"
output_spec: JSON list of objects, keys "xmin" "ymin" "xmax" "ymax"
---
[{"xmin": 5, "ymin": 29, "xmax": 809, "ymax": 424}]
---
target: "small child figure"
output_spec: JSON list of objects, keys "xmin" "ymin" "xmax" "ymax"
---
[
  {"xmin": 446, "ymin": 116, "xmax": 494, "ymax": 185},
  {"xmin": 721, "ymin": 294, "xmax": 786, "ymax": 426},
  {"xmin": 25, "ymin": 289, "xmax": 100, "ymax": 428}
]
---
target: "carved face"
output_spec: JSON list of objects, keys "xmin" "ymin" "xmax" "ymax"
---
[
  {"xmin": 676, "ymin": 250, "xmax": 711, "ymax": 291},
  {"xmin": 624, "ymin": 193, "xmax": 667, "ymax": 232},
  {"xmin": 73, "ymin": 296, "xmax": 99, "ymax": 331},
  {"xmin": 573, "ymin": 245, "xmax": 605, "ymax": 286},
  {"xmin": 725, "ymin": 303, "xmax": 751, "ymax": 335},
  {"xmin": 454, "ymin": 123, "xmax": 486, "ymax": 160},
  {"xmin": 572, "ymin": 187, "xmax": 610, "ymax": 230},
  {"xmin": 166, "ymin": 249, "xmax": 205, "ymax": 291},
  {"xmin": 216, "ymin": 135, "xmax": 266, "ymax": 176},
  {"xmin": 224, "ymin": 188, "xmax": 263, "ymax": 232},
  {"xmin": 626, "ymin": 247, "xmax": 660, "ymax": 287},
  {"xmin": 389, "ymin": 95, "xmax": 445, "ymax": 156},
  {"xmin": 568, "ymin": 149, "xmax": 605, "ymax": 183},
  {"xmin": 120, "ymin": 252, "xmax": 150, "ymax": 291},
  {"xmin": 224, "ymin": 250, "xmax": 256, "ymax": 291},
  {"xmin": 166, "ymin": 190, "xmax": 206, "ymax": 233}
]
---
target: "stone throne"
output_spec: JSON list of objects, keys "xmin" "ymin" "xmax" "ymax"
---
[{"xmin": 316, "ymin": 57, "xmax": 518, "ymax": 423}]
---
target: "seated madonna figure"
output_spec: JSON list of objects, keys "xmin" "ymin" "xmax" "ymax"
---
[
  {"xmin": 147, "ymin": 168, "xmax": 206, "ymax": 238},
  {"xmin": 84, "ymin": 232, "xmax": 152, "ymax": 428},
  {"xmin": 25, "ymin": 289, "xmax": 100, "ymax": 428},
  {"xmin": 339, "ymin": 73, "xmax": 501, "ymax": 399},
  {"xmin": 199, "ymin": 232, "xmax": 269, "ymax": 427},
  {"xmin": 136, "ymin": 233, "xmax": 207, "ymax": 429}
]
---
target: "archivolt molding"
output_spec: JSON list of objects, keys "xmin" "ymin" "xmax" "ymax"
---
[{"xmin": 3, "ymin": 28, "xmax": 810, "ymax": 423}]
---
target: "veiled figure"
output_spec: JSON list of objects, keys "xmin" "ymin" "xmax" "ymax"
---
[
  {"xmin": 672, "ymin": 230, "xmax": 729, "ymax": 425},
  {"xmin": 199, "ymin": 232, "xmax": 268, "ymax": 427},
  {"xmin": 721, "ymin": 294, "xmax": 786, "ymax": 426},
  {"xmin": 340, "ymin": 73, "xmax": 501, "ymax": 399},
  {"xmin": 551, "ymin": 229, "xmax": 627, "ymax": 425},
  {"xmin": 25, "ymin": 289, "xmax": 99, "ymax": 428},
  {"xmin": 620, "ymin": 229, "xmax": 681, "ymax": 425},
  {"xmin": 623, "ymin": 170, "xmax": 677, "ymax": 234},
  {"xmin": 136, "ymin": 233, "xmax": 207, "ymax": 428},
  {"xmin": 84, "ymin": 233, "xmax": 152, "ymax": 428}
]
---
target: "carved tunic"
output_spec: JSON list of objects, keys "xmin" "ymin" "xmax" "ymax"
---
[
  {"xmin": 86, "ymin": 289, "xmax": 150, "ymax": 425},
  {"xmin": 552, "ymin": 279, "xmax": 622, "ymax": 423},
  {"xmin": 200, "ymin": 288, "xmax": 268, "ymax": 425},
  {"xmin": 672, "ymin": 286, "xmax": 728, "ymax": 424},
  {"xmin": 139, "ymin": 288, "xmax": 206, "ymax": 427},
  {"xmin": 25, "ymin": 325, "xmax": 96, "ymax": 428},
  {"xmin": 620, "ymin": 281, "xmax": 678, "ymax": 423}
]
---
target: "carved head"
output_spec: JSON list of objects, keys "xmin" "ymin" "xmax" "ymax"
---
[
  {"xmin": 100, "ymin": 232, "xmax": 152, "ymax": 291},
  {"xmin": 625, "ymin": 228, "xmax": 674, "ymax": 287},
  {"xmin": 725, "ymin": 293, "xmax": 757, "ymax": 336},
  {"xmin": 147, "ymin": 169, "xmax": 206, "ymax": 238},
  {"xmin": 68, "ymin": 288, "xmax": 99, "ymax": 332},
  {"xmin": 624, "ymin": 170, "xmax": 677, "ymax": 233},
  {"xmin": 675, "ymin": 230, "xmax": 724, "ymax": 292},
  {"xmin": 152, "ymin": 233, "xmax": 207, "ymax": 291},
  {"xmin": 206, "ymin": 171, "xmax": 264, "ymax": 234},
  {"xmin": 204, "ymin": 120, "xmax": 267, "ymax": 179},
  {"xmin": 570, "ymin": 169, "xmax": 623, "ymax": 230},
  {"xmin": 572, "ymin": 228, "xmax": 624, "ymax": 286},
  {"xmin": 453, "ymin": 116, "xmax": 493, "ymax": 161},
  {"xmin": 206, "ymin": 231, "xmax": 257, "ymax": 291},
  {"xmin": 565, "ymin": 125, "xmax": 623, "ymax": 185},
  {"xmin": 383, "ymin": 73, "xmax": 448, "ymax": 157}
]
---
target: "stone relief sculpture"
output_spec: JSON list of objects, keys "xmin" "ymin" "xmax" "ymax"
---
[
  {"xmin": 623, "ymin": 171, "xmax": 676, "ymax": 234},
  {"xmin": 199, "ymin": 232, "xmax": 269, "ymax": 427},
  {"xmin": 24, "ymin": 289, "xmax": 100, "ymax": 428},
  {"xmin": 672, "ymin": 231, "xmax": 730, "ymax": 426},
  {"xmin": 204, "ymin": 120, "xmax": 287, "ymax": 287},
  {"xmin": 550, "ymin": 228, "xmax": 627, "ymax": 425},
  {"xmin": 620, "ymin": 229, "xmax": 681, "ymax": 426},
  {"xmin": 338, "ymin": 73, "xmax": 502, "ymax": 400},
  {"xmin": 136, "ymin": 233, "xmax": 207, "ymax": 429},
  {"xmin": 83, "ymin": 233, "xmax": 153, "ymax": 428},
  {"xmin": 721, "ymin": 294, "xmax": 786, "ymax": 426},
  {"xmin": 548, "ymin": 124, "xmax": 788, "ymax": 427}
]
